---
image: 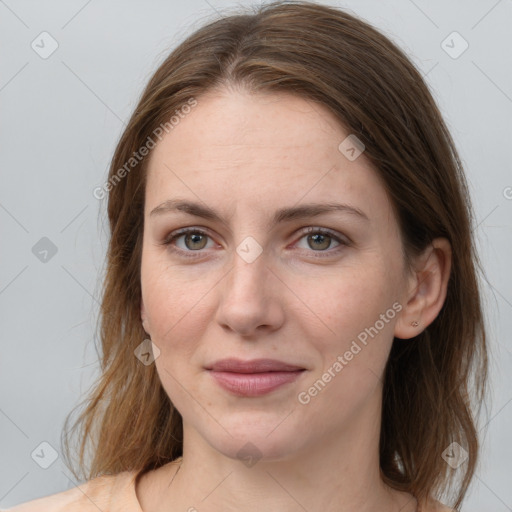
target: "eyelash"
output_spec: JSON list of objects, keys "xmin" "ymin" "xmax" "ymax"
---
[{"xmin": 160, "ymin": 227, "xmax": 350, "ymax": 260}]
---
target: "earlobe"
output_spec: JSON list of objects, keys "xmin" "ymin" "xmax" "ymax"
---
[{"xmin": 394, "ymin": 238, "xmax": 452, "ymax": 340}]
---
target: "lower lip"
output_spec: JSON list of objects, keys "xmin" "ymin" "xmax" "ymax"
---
[{"xmin": 208, "ymin": 370, "xmax": 305, "ymax": 397}]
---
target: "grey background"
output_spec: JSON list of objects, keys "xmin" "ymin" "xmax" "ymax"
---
[{"xmin": 0, "ymin": 0, "xmax": 511, "ymax": 510}]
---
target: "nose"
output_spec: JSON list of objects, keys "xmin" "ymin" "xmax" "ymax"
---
[{"xmin": 214, "ymin": 249, "xmax": 285, "ymax": 338}]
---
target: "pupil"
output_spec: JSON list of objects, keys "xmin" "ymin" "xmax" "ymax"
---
[{"xmin": 187, "ymin": 233, "xmax": 206, "ymax": 250}]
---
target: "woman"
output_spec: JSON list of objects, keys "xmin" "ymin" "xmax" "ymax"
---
[{"xmin": 5, "ymin": 1, "xmax": 488, "ymax": 511}]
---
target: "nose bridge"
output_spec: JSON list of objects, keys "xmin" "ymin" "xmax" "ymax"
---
[
  {"xmin": 227, "ymin": 238, "xmax": 269, "ymax": 297},
  {"xmin": 215, "ymin": 238, "xmax": 284, "ymax": 336}
]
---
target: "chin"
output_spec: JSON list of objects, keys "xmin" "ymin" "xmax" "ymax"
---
[{"xmin": 201, "ymin": 417, "xmax": 305, "ymax": 464}]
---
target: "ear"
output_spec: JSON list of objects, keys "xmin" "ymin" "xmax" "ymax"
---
[{"xmin": 394, "ymin": 237, "xmax": 452, "ymax": 339}]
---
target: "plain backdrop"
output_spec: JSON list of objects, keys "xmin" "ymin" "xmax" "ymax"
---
[{"xmin": 1, "ymin": 0, "xmax": 511, "ymax": 510}]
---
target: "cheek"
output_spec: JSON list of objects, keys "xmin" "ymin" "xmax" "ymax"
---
[
  {"xmin": 294, "ymin": 269, "xmax": 397, "ymax": 430},
  {"xmin": 297, "ymin": 261, "xmax": 399, "ymax": 375},
  {"xmin": 143, "ymin": 265, "xmax": 212, "ymax": 408},
  {"xmin": 300, "ymin": 261, "xmax": 394, "ymax": 333},
  {"xmin": 140, "ymin": 256, "xmax": 214, "ymax": 356}
]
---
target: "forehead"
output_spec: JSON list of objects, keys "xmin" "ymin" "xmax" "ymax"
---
[
  {"xmin": 149, "ymin": 89, "xmax": 346, "ymax": 165},
  {"xmin": 144, "ymin": 89, "xmax": 392, "ymax": 224}
]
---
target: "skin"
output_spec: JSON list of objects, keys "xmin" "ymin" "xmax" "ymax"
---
[{"xmin": 138, "ymin": 87, "xmax": 452, "ymax": 512}]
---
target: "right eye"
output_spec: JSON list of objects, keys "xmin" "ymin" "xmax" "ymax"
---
[{"xmin": 161, "ymin": 227, "xmax": 216, "ymax": 258}]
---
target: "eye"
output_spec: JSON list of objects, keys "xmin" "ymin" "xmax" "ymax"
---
[
  {"xmin": 294, "ymin": 227, "xmax": 349, "ymax": 257},
  {"xmin": 160, "ymin": 228, "xmax": 215, "ymax": 258},
  {"xmin": 160, "ymin": 226, "xmax": 350, "ymax": 259}
]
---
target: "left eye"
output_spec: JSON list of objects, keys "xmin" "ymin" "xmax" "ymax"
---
[
  {"xmin": 296, "ymin": 228, "xmax": 344, "ymax": 252},
  {"xmin": 161, "ymin": 227, "xmax": 348, "ymax": 257}
]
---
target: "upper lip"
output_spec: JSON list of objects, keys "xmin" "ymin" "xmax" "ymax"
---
[{"xmin": 206, "ymin": 358, "xmax": 305, "ymax": 373}]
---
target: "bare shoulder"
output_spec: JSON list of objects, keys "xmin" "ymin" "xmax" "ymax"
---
[
  {"xmin": 436, "ymin": 500, "xmax": 457, "ymax": 511},
  {"xmin": 2, "ymin": 472, "xmax": 128, "ymax": 512},
  {"xmin": 425, "ymin": 496, "xmax": 456, "ymax": 512}
]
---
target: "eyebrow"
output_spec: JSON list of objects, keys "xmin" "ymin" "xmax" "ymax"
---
[{"xmin": 149, "ymin": 199, "xmax": 369, "ymax": 228}]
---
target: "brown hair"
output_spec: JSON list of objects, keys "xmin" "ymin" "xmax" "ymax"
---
[{"xmin": 62, "ymin": 2, "xmax": 489, "ymax": 509}]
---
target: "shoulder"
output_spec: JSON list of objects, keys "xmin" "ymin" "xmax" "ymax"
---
[
  {"xmin": 423, "ymin": 496, "xmax": 456, "ymax": 512},
  {"xmin": 435, "ymin": 500, "xmax": 456, "ymax": 511},
  {"xmin": 2, "ymin": 470, "xmax": 141, "ymax": 512},
  {"xmin": 434, "ymin": 504, "xmax": 456, "ymax": 512}
]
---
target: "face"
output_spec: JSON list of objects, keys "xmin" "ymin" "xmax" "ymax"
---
[{"xmin": 140, "ymin": 88, "xmax": 412, "ymax": 461}]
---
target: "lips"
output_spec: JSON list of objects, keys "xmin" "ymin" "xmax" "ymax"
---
[
  {"xmin": 205, "ymin": 358, "xmax": 306, "ymax": 397},
  {"xmin": 205, "ymin": 358, "xmax": 305, "ymax": 373}
]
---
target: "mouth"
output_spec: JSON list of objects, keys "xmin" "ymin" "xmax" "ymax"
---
[{"xmin": 205, "ymin": 358, "xmax": 307, "ymax": 397}]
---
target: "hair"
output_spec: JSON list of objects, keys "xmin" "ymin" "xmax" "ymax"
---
[{"xmin": 61, "ymin": 1, "xmax": 489, "ymax": 509}]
